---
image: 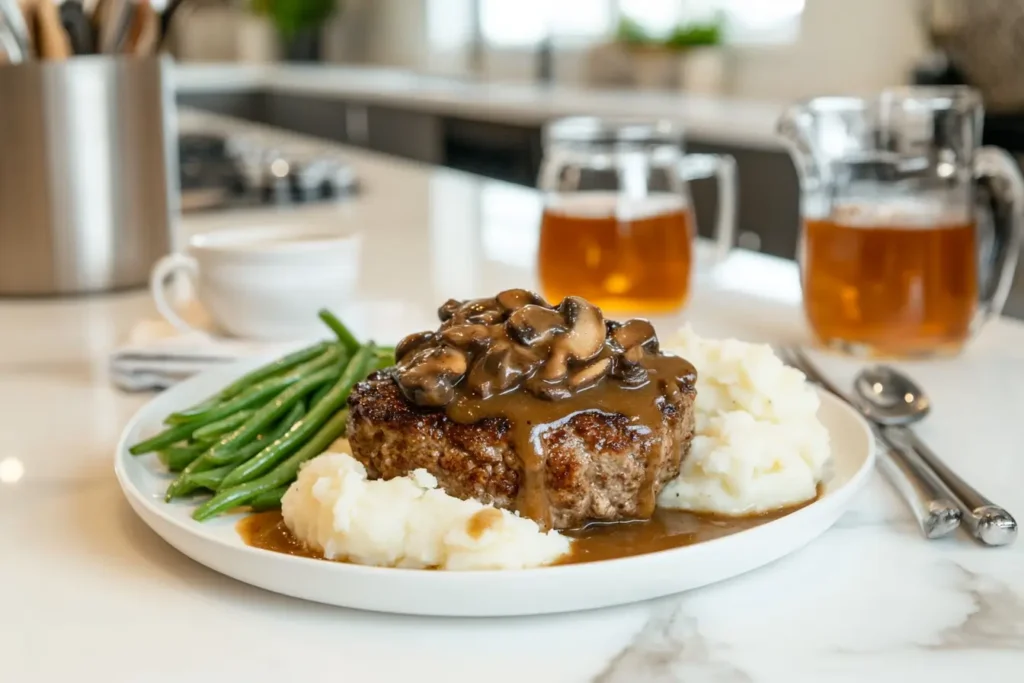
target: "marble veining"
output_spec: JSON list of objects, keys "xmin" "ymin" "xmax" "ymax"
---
[
  {"xmin": 930, "ymin": 563, "xmax": 1024, "ymax": 651},
  {"xmin": 594, "ymin": 603, "xmax": 754, "ymax": 682}
]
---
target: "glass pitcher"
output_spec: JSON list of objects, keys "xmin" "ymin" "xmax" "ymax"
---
[
  {"xmin": 777, "ymin": 87, "xmax": 1024, "ymax": 357},
  {"xmin": 536, "ymin": 117, "xmax": 737, "ymax": 314}
]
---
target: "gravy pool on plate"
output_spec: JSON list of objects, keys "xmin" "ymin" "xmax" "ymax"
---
[{"xmin": 238, "ymin": 501, "xmax": 812, "ymax": 567}]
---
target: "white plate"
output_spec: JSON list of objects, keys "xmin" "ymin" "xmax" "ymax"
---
[{"xmin": 115, "ymin": 359, "xmax": 875, "ymax": 617}]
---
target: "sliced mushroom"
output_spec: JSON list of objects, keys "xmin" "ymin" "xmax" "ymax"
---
[
  {"xmin": 611, "ymin": 319, "xmax": 659, "ymax": 353},
  {"xmin": 476, "ymin": 341, "xmax": 543, "ymax": 397},
  {"xmin": 506, "ymin": 305, "xmax": 566, "ymax": 347},
  {"xmin": 524, "ymin": 376, "xmax": 572, "ymax": 401},
  {"xmin": 612, "ymin": 356, "xmax": 650, "ymax": 387},
  {"xmin": 440, "ymin": 323, "xmax": 496, "ymax": 350},
  {"xmin": 397, "ymin": 291, "xmax": 670, "ymax": 407},
  {"xmin": 437, "ymin": 299, "xmax": 463, "ymax": 322},
  {"xmin": 557, "ymin": 297, "xmax": 606, "ymax": 362},
  {"xmin": 457, "ymin": 298, "xmax": 504, "ymax": 325},
  {"xmin": 623, "ymin": 345, "xmax": 645, "ymax": 364},
  {"xmin": 394, "ymin": 331, "xmax": 435, "ymax": 363},
  {"xmin": 395, "ymin": 369, "xmax": 456, "ymax": 407},
  {"xmin": 568, "ymin": 357, "xmax": 612, "ymax": 391},
  {"xmin": 612, "ymin": 334, "xmax": 650, "ymax": 387},
  {"xmin": 395, "ymin": 346, "xmax": 469, "ymax": 406},
  {"xmin": 496, "ymin": 288, "xmax": 548, "ymax": 312},
  {"xmin": 540, "ymin": 296, "xmax": 606, "ymax": 380}
]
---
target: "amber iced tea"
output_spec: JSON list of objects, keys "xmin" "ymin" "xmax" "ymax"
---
[
  {"xmin": 538, "ymin": 193, "xmax": 693, "ymax": 313},
  {"xmin": 802, "ymin": 211, "xmax": 978, "ymax": 356}
]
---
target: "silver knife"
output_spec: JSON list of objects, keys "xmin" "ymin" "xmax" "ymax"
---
[
  {"xmin": 884, "ymin": 425, "xmax": 1017, "ymax": 547},
  {"xmin": 782, "ymin": 347, "xmax": 961, "ymax": 539}
]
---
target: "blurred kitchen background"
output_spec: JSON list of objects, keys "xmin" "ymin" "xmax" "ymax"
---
[
  {"xmin": 165, "ymin": 0, "xmax": 1024, "ymax": 316},
  {"xmin": 4, "ymin": 0, "xmax": 1022, "ymax": 317}
]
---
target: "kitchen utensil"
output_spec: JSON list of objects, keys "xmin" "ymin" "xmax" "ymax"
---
[
  {"xmin": 854, "ymin": 365, "xmax": 1017, "ymax": 546},
  {"xmin": 0, "ymin": 0, "xmax": 33, "ymax": 59},
  {"xmin": 777, "ymin": 86, "xmax": 1024, "ymax": 357},
  {"xmin": 782, "ymin": 347, "xmax": 962, "ymax": 539},
  {"xmin": 32, "ymin": 0, "xmax": 72, "ymax": 59},
  {"xmin": 96, "ymin": 0, "xmax": 132, "ymax": 53},
  {"xmin": 536, "ymin": 117, "xmax": 736, "ymax": 314},
  {"xmin": 129, "ymin": 0, "xmax": 157, "ymax": 55},
  {"xmin": 157, "ymin": 0, "xmax": 184, "ymax": 49},
  {"xmin": 150, "ymin": 225, "xmax": 362, "ymax": 341},
  {"xmin": 59, "ymin": 0, "xmax": 95, "ymax": 54},
  {"xmin": 0, "ymin": 56, "xmax": 176, "ymax": 295}
]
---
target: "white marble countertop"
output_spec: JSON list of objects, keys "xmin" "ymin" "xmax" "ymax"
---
[
  {"xmin": 4, "ymin": 113, "xmax": 1024, "ymax": 682},
  {"xmin": 172, "ymin": 62, "xmax": 786, "ymax": 149}
]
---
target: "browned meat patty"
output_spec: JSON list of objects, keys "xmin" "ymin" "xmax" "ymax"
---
[{"xmin": 345, "ymin": 373, "xmax": 696, "ymax": 530}]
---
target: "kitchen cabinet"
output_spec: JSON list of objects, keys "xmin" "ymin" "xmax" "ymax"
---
[
  {"xmin": 176, "ymin": 91, "xmax": 800, "ymax": 260},
  {"xmin": 264, "ymin": 93, "xmax": 350, "ymax": 143},
  {"xmin": 178, "ymin": 92, "xmax": 267, "ymax": 123},
  {"xmin": 441, "ymin": 117, "xmax": 543, "ymax": 187},
  {"xmin": 365, "ymin": 106, "xmax": 443, "ymax": 165}
]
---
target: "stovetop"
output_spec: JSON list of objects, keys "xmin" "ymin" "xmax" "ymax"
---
[{"xmin": 178, "ymin": 133, "xmax": 358, "ymax": 212}]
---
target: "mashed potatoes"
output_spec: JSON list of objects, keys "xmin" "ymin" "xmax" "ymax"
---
[
  {"xmin": 657, "ymin": 326, "xmax": 831, "ymax": 515},
  {"xmin": 281, "ymin": 446, "xmax": 571, "ymax": 570}
]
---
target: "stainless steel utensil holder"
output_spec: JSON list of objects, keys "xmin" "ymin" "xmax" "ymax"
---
[{"xmin": 0, "ymin": 56, "xmax": 178, "ymax": 295}]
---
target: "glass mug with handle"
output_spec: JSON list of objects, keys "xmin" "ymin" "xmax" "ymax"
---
[
  {"xmin": 778, "ymin": 87, "xmax": 1024, "ymax": 357},
  {"xmin": 536, "ymin": 117, "xmax": 737, "ymax": 313}
]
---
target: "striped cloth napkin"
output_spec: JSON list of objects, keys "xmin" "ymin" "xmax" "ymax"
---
[{"xmin": 109, "ymin": 319, "xmax": 309, "ymax": 392}]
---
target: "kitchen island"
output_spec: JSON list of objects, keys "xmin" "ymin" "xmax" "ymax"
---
[{"xmin": 3, "ymin": 114, "xmax": 1024, "ymax": 683}]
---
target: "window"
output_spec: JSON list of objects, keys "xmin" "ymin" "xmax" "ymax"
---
[
  {"xmin": 434, "ymin": 0, "xmax": 806, "ymax": 49},
  {"xmin": 479, "ymin": 0, "xmax": 613, "ymax": 46},
  {"xmin": 619, "ymin": 0, "xmax": 805, "ymax": 43},
  {"xmin": 428, "ymin": 0, "xmax": 475, "ymax": 50}
]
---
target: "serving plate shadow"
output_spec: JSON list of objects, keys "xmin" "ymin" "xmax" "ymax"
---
[{"xmin": 115, "ymin": 358, "xmax": 875, "ymax": 617}]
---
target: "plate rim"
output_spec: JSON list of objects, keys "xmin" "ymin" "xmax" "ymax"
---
[{"xmin": 114, "ymin": 358, "xmax": 876, "ymax": 589}]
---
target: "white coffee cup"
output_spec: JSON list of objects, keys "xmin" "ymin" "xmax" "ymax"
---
[{"xmin": 150, "ymin": 225, "xmax": 361, "ymax": 341}]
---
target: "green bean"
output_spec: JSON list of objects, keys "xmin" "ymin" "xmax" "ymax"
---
[
  {"xmin": 165, "ymin": 401, "xmax": 309, "ymax": 500},
  {"xmin": 193, "ymin": 408, "xmax": 351, "ymax": 521},
  {"xmin": 166, "ymin": 341, "xmax": 331, "ymax": 421},
  {"xmin": 186, "ymin": 463, "xmax": 237, "ymax": 491},
  {"xmin": 159, "ymin": 443, "xmax": 208, "ymax": 472},
  {"xmin": 165, "ymin": 345, "xmax": 342, "ymax": 426},
  {"xmin": 205, "ymin": 365, "xmax": 339, "ymax": 465},
  {"xmin": 129, "ymin": 421, "xmax": 204, "ymax": 456},
  {"xmin": 165, "ymin": 378, "xmax": 331, "ymax": 501},
  {"xmin": 249, "ymin": 485, "xmax": 289, "ymax": 512},
  {"xmin": 309, "ymin": 381, "xmax": 333, "ymax": 407},
  {"xmin": 230, "ymin": 401, "xmax": 306, "ymax": 461},
  {"xmin": 131, "ymin": 375, "xmax": 292, "ymax": 455},
  {"xmin": 318, "ymin": 309, "xmax": 361, "ymax": 355},
  {"xmin": 190, "ymin": 410, "xmax": 254, "ymax": 442},
  {"xmin": 217, "ymin": 345, "xmax": 373, "ymax": 490}
]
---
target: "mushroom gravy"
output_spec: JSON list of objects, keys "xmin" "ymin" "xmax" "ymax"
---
[
  {"xmin": 390, "ymin": 290, "xmax": 697, "ymax": 529},
  {"xmin": 238, "ymin": 502, "xmax": 812, "ymax": 566}
]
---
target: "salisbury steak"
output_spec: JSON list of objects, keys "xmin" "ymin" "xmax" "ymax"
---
[{"xmin": 346, "ymin": 373, "xmax": 696, "ymax": 530}]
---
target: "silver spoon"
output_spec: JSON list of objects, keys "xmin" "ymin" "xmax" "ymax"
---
[{"xmin": 854, "ymin": 365, "xmax": 1017, "ymax": 547}]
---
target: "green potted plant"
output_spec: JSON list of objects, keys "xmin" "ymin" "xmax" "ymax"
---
[
  {"xmin": 614, "ymin": 16, "xmax": 676, "ymax": 89},
  {"xmin": 251, "ymin": 0, "xmax": 340, "ymax": 62},
  {"xmin": 664, "ymin": 15, "xmax": 727, "ymax": 94}
]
